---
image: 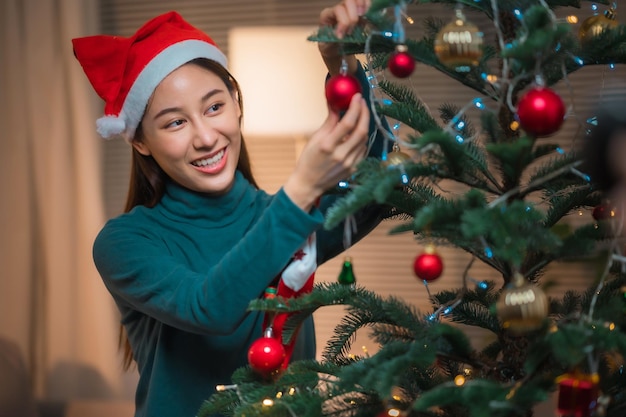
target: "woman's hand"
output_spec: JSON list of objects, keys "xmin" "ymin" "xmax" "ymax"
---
[
  {"xmin": 283, "ymin": 93, "xmax": 370, "ymax": 212},
  {"xmin": 318, "ymin": 0, "xmax": 371, "ymax": 76}
]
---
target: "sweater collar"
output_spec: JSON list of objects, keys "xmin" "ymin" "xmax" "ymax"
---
[{"xmin": 158, "ymin": 171, "xmax": 257, "ymax": 225}]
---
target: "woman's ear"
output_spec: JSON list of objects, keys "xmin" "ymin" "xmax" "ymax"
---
[
  {"xmin": 132, "ymin": 140, "xmax": 151, "ymax": 156},
  {"xmin": 233, "ymin": 91, "xmax": 242, "ymax": 119}
]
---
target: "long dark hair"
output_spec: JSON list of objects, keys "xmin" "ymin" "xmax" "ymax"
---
[{"xmin": 119, "ymin": 58, "xmax": 258, "ymax": 369}]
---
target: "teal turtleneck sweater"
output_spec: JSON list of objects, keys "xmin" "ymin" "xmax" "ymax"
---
[
  {"xmin": 93, "ymin": 63, "xmax": 389, "ymax": 417},
  {"xmin": 94, "ymin": 174, "xmax": 328, "ymax": 417}
]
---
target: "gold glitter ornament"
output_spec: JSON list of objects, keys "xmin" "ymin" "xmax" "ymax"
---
[
  {"xmin": 579, "ymin": 8, "xmax": 619, "ymax": 42},
  {"xmin": 382, "ymin": 150, "xmax": 412, "ymax": 168},
  {"xmin": 382, "ymin": 143, "xmax": 412, "ymax": 168},
  {"xmin": 434, "ymin": 8, "xmax": 483, "ymax": 72},
  {"xmin": 496, "ymin": 273, "xmax": 548, "ymax": 334}
]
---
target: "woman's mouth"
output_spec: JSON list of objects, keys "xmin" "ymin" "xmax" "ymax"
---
[
  {"xmin": 191, "ymin": 149, "xmax": 225, "ymax": 167},
  {"xmin": 191, "ymin": 149, "xmax": 227, "ymax": 174}
]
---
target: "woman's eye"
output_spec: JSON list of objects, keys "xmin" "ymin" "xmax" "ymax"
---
[
  {"xmin": 207, "ymin": 103, "xmax": 224, "ymax": 114},
  {"xmin": 166, "ymin": 119, "xmax": 185, "ymax": 129}
]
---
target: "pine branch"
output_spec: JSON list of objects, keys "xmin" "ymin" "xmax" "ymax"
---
[
  {"xmin": 410, "ymin": 130, "xmax": 501, "ymax": 193},
  {"xmin": 376, "ymin": 80, "xmax": 440, "ymax": 133}
]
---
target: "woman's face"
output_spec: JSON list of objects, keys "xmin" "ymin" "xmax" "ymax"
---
[{"xmin": 133, "ymin": 63, "xmax": 242, "ymax": 195}]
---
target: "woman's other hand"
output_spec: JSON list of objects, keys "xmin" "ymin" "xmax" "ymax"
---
[
  {"xmin": 318, "ymin": 0, "xmax": 371, "ymax": 76},
  {"xmin": 283, "ymin": 93, "xmax": 370, "ymax": 211}
]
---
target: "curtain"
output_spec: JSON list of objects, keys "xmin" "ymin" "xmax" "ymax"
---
[{"xmin": 0, "ymin": 0, "xmax": 132, "ymax": 401}]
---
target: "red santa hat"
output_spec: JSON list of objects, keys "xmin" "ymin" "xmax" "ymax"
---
[{"xmin": 72, "ymin": 11, "xmax": 227, "ymax": 142}]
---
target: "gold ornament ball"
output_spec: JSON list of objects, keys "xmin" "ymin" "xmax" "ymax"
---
[
  {"xmin": 434, "ymin": 9, "xmax": 483, "ymax": 72},
  {"xmin": 579, "ymin": 9, "xmax": 619, "ymax": 42},
  {"xmin": 382, "ymin": 150, "xmax": 412, "ymax": 168},
  {"xmin": 496, "ymin": 274, "xmax": 548, "ymax": 334}
]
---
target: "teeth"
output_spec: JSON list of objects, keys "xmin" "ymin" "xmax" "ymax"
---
[{"xmin": 192, "ymin": 150, "xmax": 224, "ymax": 167}]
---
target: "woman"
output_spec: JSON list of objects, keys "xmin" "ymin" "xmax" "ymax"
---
[{"xmin": 73, "ymin": 1, "xmax": 385, "ymax": 416}]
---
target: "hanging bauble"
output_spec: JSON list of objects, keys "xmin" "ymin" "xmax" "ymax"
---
[
  {"xmin": 434, "ymin": 8, "xmax": 483, "ymax": 72},
  {"xmin": 413, "ymin": 245, "xmax": 444, "ymax": 282},
  {"xmin": 325, "ymin": 73, "xmax": 362, "ymax": 112},
  {"xmin": 382, "ymin": 148, "xmax": 412, "ymax": 168},
  {"xmin": 579, "ymin": 8, "xmax": 619, "ymax": 43},
  {"xmin": 248, "ymin": 329, "xmax": 286, "ymax": 377},
  {"xmin": 556, "ymin": 372, "xmax": 599, "ymax": 417},
  {"xmin": 516, "ymin": 87, "xmax": 566, "ymax": 137},
  {"xmin": 592, "ymin": 203, "xmax": 616, "ymax": 221},
  {"xmin": 388, "ymin": 45, "xmax": 415, "ymax": 78},
  {"xmin": 338, "ymin": 256, "xmax": 356, "ymax": 286},
  {"xmin": 496, "ymin": 273, "xmax": 548, "ymax": 334}
]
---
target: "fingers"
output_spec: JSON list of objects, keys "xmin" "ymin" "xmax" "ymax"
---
[
  {"xmin": 319, "ymin": 93, "xmax": 369, "ymax": 165},
  {"xmin": 320, "ymin": 0, "xmax": 371, "ymax": 38},
  {"xmin": 341, "ymin": 95, "xmax": 371, "ymax": 161}
]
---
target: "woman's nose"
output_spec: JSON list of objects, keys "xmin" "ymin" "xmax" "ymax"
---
[{"xmin": 192, "ymin": 120, "xmax": 218, "ymax": 148}]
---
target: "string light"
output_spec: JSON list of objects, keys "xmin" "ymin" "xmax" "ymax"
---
[
  {"xmin": 567, "ymin": 15, "xmax": 579, "ymax": 24},
  {"xmin": 570, "ymin": 168, "xmax": 591, "ymax": 182},
  {"xmin": 482, "ymin": 73, "xmax": 499, "ymax": 84},
  {"xmin": 470, "ymin": 277, "xmax": 489, "ymax": 290},
  {"xmin": 215, "ymin": 384, "xmax": 238, "ymax": 392},
  {"xmin": 386, "ymin": 407, "xmax": 402, "ymax": 417}
]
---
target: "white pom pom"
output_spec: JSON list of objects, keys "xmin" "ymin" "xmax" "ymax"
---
[{"xmin": 96, "ymin": 115, "xmax": 127, "ymax": 140}]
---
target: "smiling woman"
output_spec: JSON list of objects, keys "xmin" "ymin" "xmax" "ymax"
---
[
  {"xmin": 71, "ymin": 2, "xmax": 389, "ymax": 416},
  {"xmin": 133, "ymin": 61, "xmax": 244, "ymax": 196}
]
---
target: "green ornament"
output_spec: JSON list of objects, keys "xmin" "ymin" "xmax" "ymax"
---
[
  {"xmin": 264, "ymin": 287, "xmax": 277, "ymax": 298},
  {"xmin": 338, "ymin": 256, "xmax": 356, "ymax": 286}
]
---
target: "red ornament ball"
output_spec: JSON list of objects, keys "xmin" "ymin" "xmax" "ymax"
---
[
  {"xmin": 413, "ymin": 248, "xmax": 444, "ymax": 281},
  {"xmin": 388, "ymin": 46, "xmax": 415, "ymax": 78},
  {"xmin": 516, "ymin": 87, "xmax": 566, "ymax": 137},
  {"xmin": 592, "ymin": 203, "xmax": 615, "ymax": 221},
  {"xmin": 247, "ymin": 336, "xmax": 286, "ymax": 375},
  {"xmin": 325, "ymin": 73, "xmax": 362, "ymax": 112}
]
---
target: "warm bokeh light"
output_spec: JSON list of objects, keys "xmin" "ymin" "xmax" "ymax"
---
[{"xmin": 229, "ymin": 27, "xmax": 329, "ymax": 136}]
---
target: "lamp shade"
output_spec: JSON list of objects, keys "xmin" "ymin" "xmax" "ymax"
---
[{"xmin": 228, "ymin": 26, "xmax": 329, "ymax": 136}]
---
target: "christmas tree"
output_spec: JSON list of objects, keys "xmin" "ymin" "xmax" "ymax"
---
[{"xmin": 199, "ymin": 1, "xmax": 626, "ymax": 416}]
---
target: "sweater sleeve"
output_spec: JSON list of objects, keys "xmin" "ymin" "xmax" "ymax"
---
[
  {"xmin": 93, "ymin": 189, "xmax": 324, "ymax": 335},
  {"xmin": 316, "ymin": 60, "xmax": 392, "ymax": 264}
]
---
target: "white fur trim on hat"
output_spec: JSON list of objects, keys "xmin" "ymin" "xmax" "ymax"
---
[
  {"xmin": 96, "ymin": 115, "xmax": 127, "ymax": 140},
  {"xmin": 113, "ymin": 39, "xmax": 228, "ymax": 143}
]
